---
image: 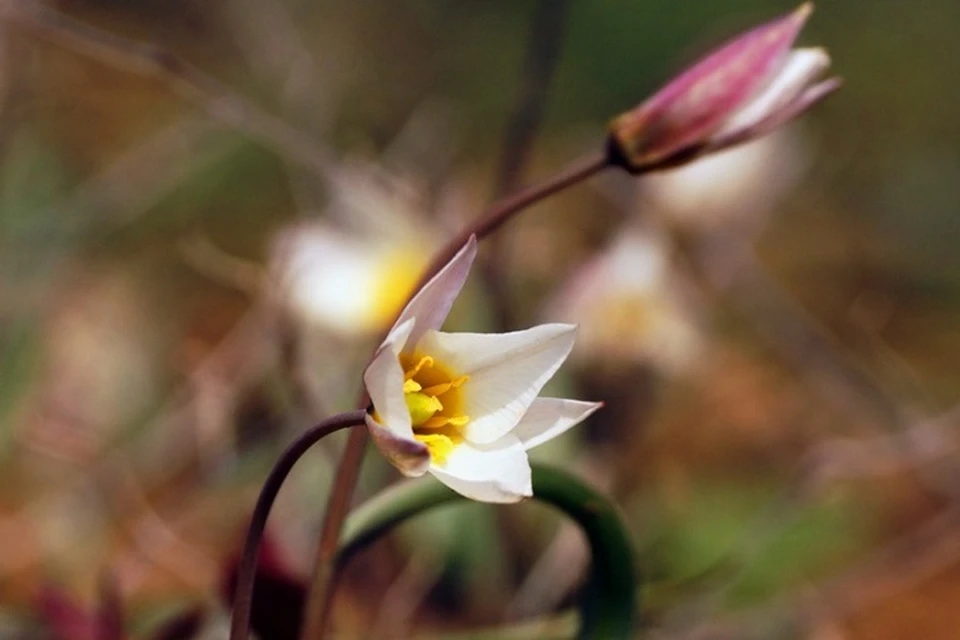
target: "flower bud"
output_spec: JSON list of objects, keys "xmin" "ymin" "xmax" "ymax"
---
[{"xmin": 609, "ymin": 3, "xmax": 838, "ymax": 173}]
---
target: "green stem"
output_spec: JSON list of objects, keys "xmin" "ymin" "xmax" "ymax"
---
[{"xmin": 336, "ymin": 464, "xmax": 638, "ymax": 639}]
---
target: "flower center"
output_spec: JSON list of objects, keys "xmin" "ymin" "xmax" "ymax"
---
[{"xmin": 400, "ymin": 353, "xmax": 469, "ymax": 465}]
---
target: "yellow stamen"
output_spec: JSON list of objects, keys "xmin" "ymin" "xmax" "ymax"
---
[
  {"xmin": 398, "ymin": 353, "xmax": 470, "ymax": 464},
  {"xmin": 421, "ymin": 375, "xmax": 469, "ymax": 396},
  {"xmin": 420, "ymin": 416, "xmax": 449, "ymax": 429},
  {"xmin": 404, "ymin": 356, "xmax": 434, "ymax": 380},
  {"xmin": 420, "ymin": 415, "xmax": 471, "ymax": 429}
]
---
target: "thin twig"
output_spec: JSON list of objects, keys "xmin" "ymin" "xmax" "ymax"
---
[
  {"xmin": 300, "ymin": 149, "xmax": 613, "ymax": 638},
  {"xmin": 676, "ymin": 230, "xmax": 960, "ymax": 499},
  {"xmin": 801, "ymin": 403, "xmax": 960, "ymax": 487},
  {"xmin": 229, "ymin": 410, "xmax": 366, "ymax": 640},
  {"xmin": 483, "ymin": 0, "xmax": 571, "ymax": 330},
  {"xmin": 96, "ymin": 457, "xmax": 215, "ymax": 591},
  {"xmin": 6, "ymin": 1, "xmax": 337, "ymax": 178},
  {"xmin": 422, "ymin": 150, "xmax": 611, "ymax": 291},
  {"xmin": 799, "ymin": 504, "xmax": 960, "ymax": 623},
  {"xmin": 222, "ymin": 0, "xmax": 334, "ymax": 213},
  {"xmin": 659, "ymin": 503, "xmax": 960, "ymax": 640},
  {"xmin": 658, "ymin": 227, "xmax": 960, "ymax": 633},
  {"xmin": 369, "ymin": 549, "xmax": 444, "ymax": 639}
]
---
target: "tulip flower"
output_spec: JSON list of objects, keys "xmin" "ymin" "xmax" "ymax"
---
[
  {"xmin": 363, "ymin": 236, "xmax": 602, "ymax": 502},
  {"xmin": 609, "ymin": 2, "xmax": 839, "ymax": 173}
]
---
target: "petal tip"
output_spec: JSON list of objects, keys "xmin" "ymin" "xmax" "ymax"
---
[
  {"xmin": 543, "ymin": 322, "xmax": 580, "ymax": 339},
  {"xmin": 795, "ymin": 2, "xmax": 814, "ymax": 22},
  {"xmin": 586, "ymin": 400, "xmax": 605, "ymax": 416},
  {"xmin": 494, "ymin": 481, "xmax": 533, "ymax": 504}
]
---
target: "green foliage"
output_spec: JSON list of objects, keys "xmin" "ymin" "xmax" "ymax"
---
[
  {"xmin": 640, "ymin": 480, "xmax": 870, "ymax": 611},
  {"xmin": 339, "ymin": 464, "xmax": 638, "ymax": 639}
]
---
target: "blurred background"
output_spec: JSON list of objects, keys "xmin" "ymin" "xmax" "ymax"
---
[{"xmin": 1, "ymin": 0, "xmax": 959, "ymax": 638}]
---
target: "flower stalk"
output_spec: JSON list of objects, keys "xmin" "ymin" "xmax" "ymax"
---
[
  {"xmin": 334, "ymin": 464, "xmax": 637, "ymax": 639},
  {"xmin": 301, "ymin": 4, "xmax": 842, "ymax": 635},
  {"xmin": 228, "ymin": 410, "xmax": 367, "ymax": 640},
  {"xmin": 300, "ymin": 148, "xmax": 611, "ymax": 638}
]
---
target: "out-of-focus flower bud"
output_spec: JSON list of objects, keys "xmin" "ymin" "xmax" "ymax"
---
[{"xmin": 608, "ymin": 3, "xmax": 839, "ymax": 173}]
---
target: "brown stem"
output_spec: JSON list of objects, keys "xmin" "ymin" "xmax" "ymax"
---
[
  {"xmin": 422, "ymin": 149, "xmax": 611, "ymax": 290},
  {"xmin": 229, "ymin": 410, "xmax": 367, "ymax": 640},
  {"xmin": 299, "ymin": 148, "xmax": 612, "ymax": 639},
  {"xmin": 484, "ymin": 0, "xmax": 571, "ymax": 331}
]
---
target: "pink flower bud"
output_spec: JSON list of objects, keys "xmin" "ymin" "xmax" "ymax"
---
[{"xmin": 609, "ymin": 3, "xmax": 838, "ymax": 173}]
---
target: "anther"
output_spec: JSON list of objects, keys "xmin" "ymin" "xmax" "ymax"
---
[{"xmin": 404, "ymin": 356, "xmax": 434, "ymax": 380}]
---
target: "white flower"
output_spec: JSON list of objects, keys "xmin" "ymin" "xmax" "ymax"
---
[
  {"xmin": 269, "ymin": 147, "xmax": 459, "ymax": 337},
  {"xmin": 642, "ymin": 130, "xmax": 806, "ymax": 231},
  {"xmin": 271, "ymin": 223, "xmax": 426, "ymax": 335},
  {"xmin": 363, "ymin": 236, "xmax": 602, "ymax": 503},
  {"xmin": 548, "ymin": 230, "xmax": 701, "ymax": 374}
]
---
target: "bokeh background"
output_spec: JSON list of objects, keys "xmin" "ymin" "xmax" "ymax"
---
[{"xmin": 2, "ymin": 0, "xmax": 959, "ymax": 638}]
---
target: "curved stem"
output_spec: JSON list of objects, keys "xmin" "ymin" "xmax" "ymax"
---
[
  {"xmin": 334, "ymin": 464, "xmax": 637, "ymax": 639},
  {"xmin": 301, "ymin": 149, "xmax": 612, "ymax": 639},
  {"xmin": 229, "ymin": 410, "xmax": 367, "ymax": 640},
  {"xmin": 420, "ymin": 150, "xmax": 610, "ymax": 290}
]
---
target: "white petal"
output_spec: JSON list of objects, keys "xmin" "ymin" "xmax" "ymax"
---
[
  {"xmin": 363, "ymin": 318, "xmax": 415, "ymax": 437},
  {"xmin": 273, "ymin": 225, "xmax": 382, "ymax": 333},
  {"xmin": 429, "ymin": 436, "xmax": 531, "ymax": 503},
  {"xmin": 366, "ymin": 413, "xmax": 431, "ymax": 477},
  {"xmin": 393, "ymin": 235, "xmax": 477, "ymax": 348},
  {"xmin": 417, "ymin": 324, "xmax": 577, "ymax": 444},
  {"xmin": 718, "ymin": 48, "xmax": 830, "ymax": 137},
  {"xmin": 513, "ymin": 398, "xmax": 603, "ymax": 451}
]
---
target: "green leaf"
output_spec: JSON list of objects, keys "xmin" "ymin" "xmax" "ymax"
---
[{"xmin": 338, "ymin": 463, "xmax": 638, "ymax": 639}]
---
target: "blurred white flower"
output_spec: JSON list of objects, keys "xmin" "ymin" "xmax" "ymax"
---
[
  {"xmin": 364, "ymin": 237, "xmax": 602, "ymax": 503},
  {"xmin": 271, "ymin": 224, "xmax": 426, "ymax": 335},
  {"xmin": 641, "ymin": 130, "xmax": 806, "ymax": 230},
  {"xmin": 549, "ymin": 231, "xmax": 701, "ymax": 374},
  {"xmin": 268, "ymin": 150, "xmax": 463, "ymax": 336},
  {"xmin": 269, "ymin": 104, "xmax": 471, "ymax": 338}
]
